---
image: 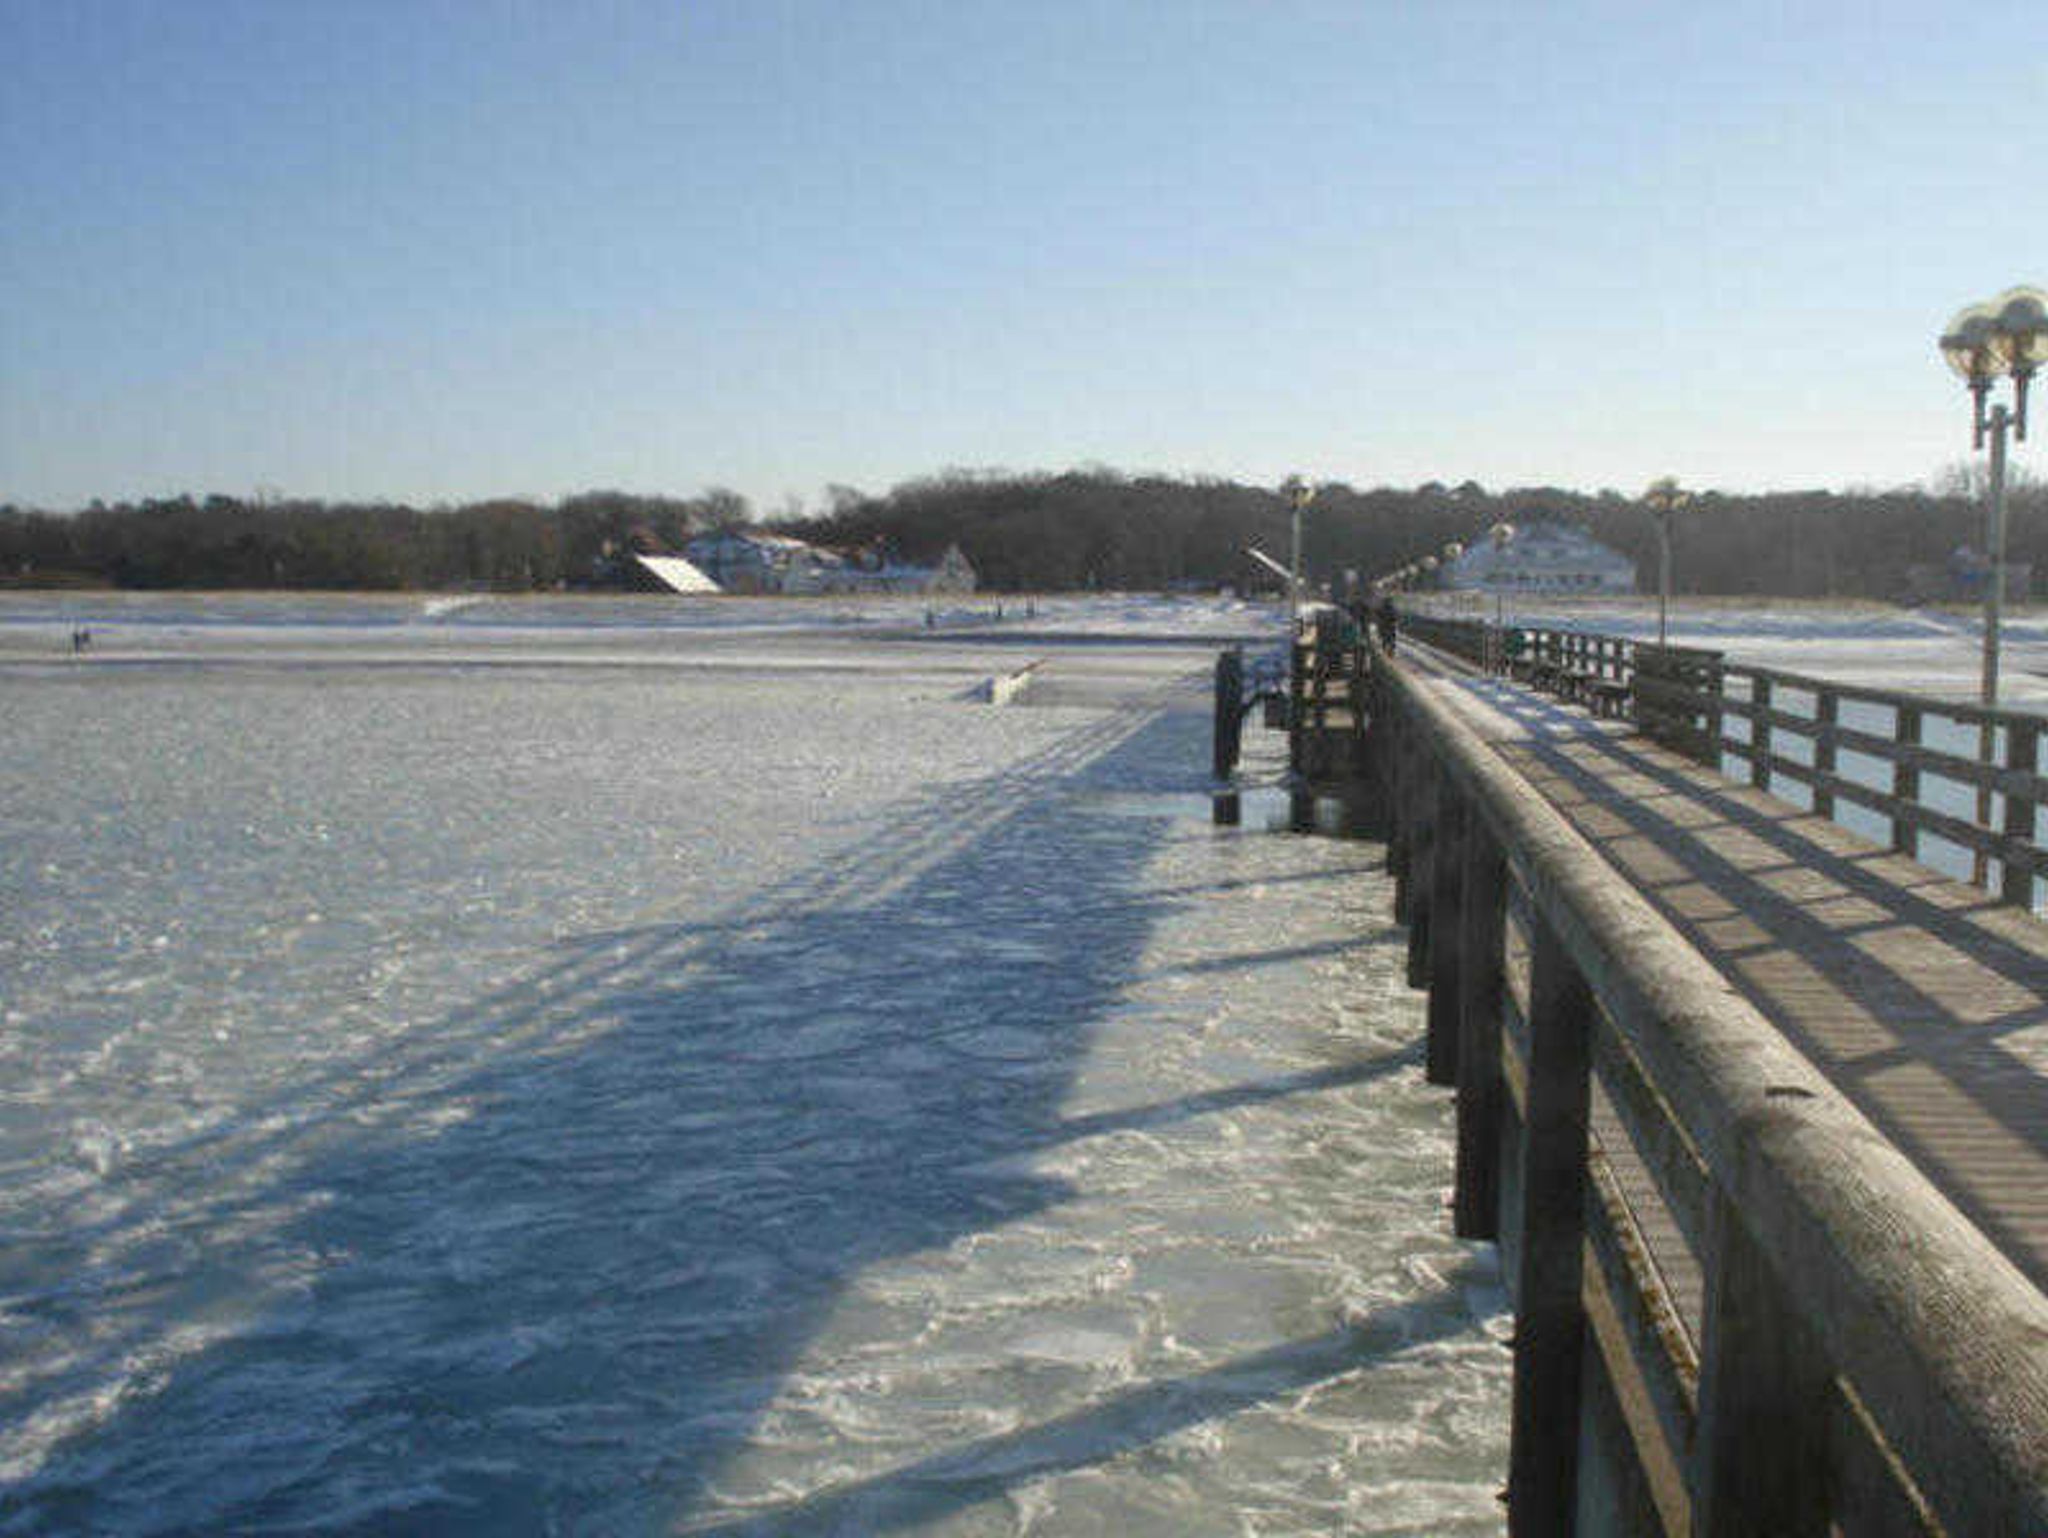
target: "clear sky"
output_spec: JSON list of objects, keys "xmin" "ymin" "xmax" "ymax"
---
[{"xmin": 3, "ymin": 1, "xmax": 2042, "ymax": 514}]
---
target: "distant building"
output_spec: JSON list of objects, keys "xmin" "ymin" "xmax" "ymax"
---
[
  {"xmin": 683, "ymin": 531, "xmax": 847, "ymax": 594},
  {"xmin": 679, "ymin": 530, "xmax": 978, "ymax": 596},
  {"xmin": 881, "ymin": 542, "xmax": 977, "ymax": 595},
  {"xmin": 1447, "ymin": 519, "xmax": 1635, "ymax": 594}
]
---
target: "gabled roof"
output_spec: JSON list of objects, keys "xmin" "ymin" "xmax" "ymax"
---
[{"xmin": 633, "ymin": 552, "xmax": 722, "ymax": 593}]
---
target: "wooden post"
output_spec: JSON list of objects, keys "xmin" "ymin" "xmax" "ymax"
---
[
  {"xmin": 1426, "ymin": 785, "xmax": 1468, "ymax": 1087},
  {"xmin": 1213, "ymin": 647, "xmax": 1243, "ymax": 782},
  {"xmin": 1703, "ymin": 657, "xmax": 1725, "ymax": 769},
  {"xmin": 1290, "ymin": 785, "xmax": 1316, "ymax": 833},
  {"xmin": 1388, "ymin": 707, "xmax": 1412, "ymax": 899},
  {"xmin": 1892, "ymin": 703, "xmax": 1921, "ymax": 858},
  {"xmin": 1350, "ymin": 645, "xmax": 1391, "ymax": 840},
  {"xmin": 1454, "ymin": 819, "xmax": 1507, "ymax": 1239},
  {"xmin": 1691, "ymin": 1190, "xmax": 1834, "ymax": 1538},
  {"xmin": 1507, "ymin": 915, "xmax": 1595, "ymax": 1534},
  {"xmin": 2002, "ymin": 719, "xmax": 2039, "ymax": 910},
  {"xmin": 1405, "ymin": 761, "xmax": 1437, "ymax": 990},
  {"xmin": 1812, "ymin": 687, "xmax": 1838, "ymax": 821},
  {"xmin": 1288, "ymin": 636, "xmax": 1311, "ymax": 832},
  {"xmin": 1750, "ymin": 677, "xmax": 1773, "ymax": 794}
]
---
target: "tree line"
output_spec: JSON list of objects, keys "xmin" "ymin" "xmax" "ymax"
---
[{"xmin": 3, "ymin": 469, "xmax": 2041, "ymax": 599}]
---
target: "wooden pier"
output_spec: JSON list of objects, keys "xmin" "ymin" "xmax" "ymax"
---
[{"xmin": 1275, "ymin": 615, "xmax": 2048, "ymax": 1536}]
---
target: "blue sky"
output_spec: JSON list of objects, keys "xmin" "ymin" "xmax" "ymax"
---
[{"xmin": 3, "ymin": 2, "xmax": 2042, "ymax": 513}]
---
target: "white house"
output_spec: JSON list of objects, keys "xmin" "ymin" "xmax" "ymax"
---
[
  {"xmin": 682, "ymin": 531, "xmax": 847, "ymax": 594},
  {"xmin": 678, "ymin": 531, "xmax": 978, "ymax": 596},
  {"xmin": 871, "ymin": 542, "xmax": 977, "ymax": 595},
  {"xmin": 1448, "ymin": 519, "xmax": 1635, "ymax": 594}
]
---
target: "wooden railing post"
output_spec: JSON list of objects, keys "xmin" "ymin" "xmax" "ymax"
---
[
  {"xmin": 1691, "ymin": 1192, "xmax": 1834, "ymax": 1537},
  {"xmin": 1704, "ymin": 657, "xmax": 1725, "ymax": 767},
  {"xmin": 1425, "ymin": 784, "xmax": 1468, "ymax": 1087},
  {"xmin": 2003, "ymin": 718, "xmax": 2040, "ymax": 909},
  {"xmin": 1892, "ymin": 703, "xmax": 1922, "ymax": 858},
  {"xmin": 1507, "ymin": 915, "xmax": 1595, "ymax": 1534},
  {"xmin": 1453, "ymin": 819, "xmax": 1507, "ymax": 1240},
  {"xmin": 1750, "ymin": 677, "xmax": 1773, "ymax": 794},
  {"xmin": 1813, "ymin": 687, "xmax": 1838, "ymax": 820}
]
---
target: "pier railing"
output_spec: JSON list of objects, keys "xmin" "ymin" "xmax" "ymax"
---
[
  {"xmin": 1395, "ymin": 610, "xmax": 2048, "ymax": 907},
  {"xmin": 1372, "ymin": 642, "xmax": 2048, "ymax": 1536}
]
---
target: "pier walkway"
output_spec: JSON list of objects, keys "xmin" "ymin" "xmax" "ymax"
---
[
  {"xmin": 1293, "ymin": 626, "xmax": 2048, "ymax": 1536},
  {"xmin": 1416, "ymin": 652, "xmax": 2048, "ymax": 1296}
]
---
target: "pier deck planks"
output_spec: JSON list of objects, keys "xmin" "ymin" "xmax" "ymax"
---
[{"xmin": 1424, "ymin": 664, "xmax": 2048, "ymax": 1297}]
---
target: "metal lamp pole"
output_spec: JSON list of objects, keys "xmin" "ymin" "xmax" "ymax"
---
[
  {"xmin": 1984, "ymin": 401, "xmax": 2012, "ymax": 709},
  {"xmin": 1642, "ymin": 477, "xmax": 1691, "ymax": 648},
  {"xmin": 1282, "ymin": 475, "xmax": 1315, "ymax": 623},
  {"xmin": 1940, "ymin": 293, "xmax": 2043, "ymax": 705},
  {"xmin": 1488, "ymin": 520, "xmax": 1514, "ymax": 671},
  {"xmin": 1939, "ymin": 286, "xmax": 2045, "ymax": 882}
]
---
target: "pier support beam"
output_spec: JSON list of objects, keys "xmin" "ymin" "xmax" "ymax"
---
[
  {"xmin": 1691, "ymin": 1192, "xmax": 1833, "ymax": 1538},
  {"xmin": 1404, "ymin": 764, "xmax": 1437, "ymax": 989},
  {"xmin": 1454, "ymin": 821, "xmax": 1507, "ymax": 1239},
  {"xmin": 1389, "ymin": 709, "xmax": 1413, "ymax": 909},
  {"xmin": 1508, "ymin": 916, "xmax": 1594, "ymax": 1535},
  {"xmin": 1425, "ymin": 784, "xmax": 1467, "ymax": 1086}
]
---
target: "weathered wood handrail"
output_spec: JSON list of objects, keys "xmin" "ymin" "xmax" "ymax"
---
[
  {"xmin": 1372, "ymin": 640, "xmax": 2048, "ymax": 1536},
  {"xmin": 1714, "ymin": 668, "xmax": 2048, "ymax": 905},
  {"xmin": 1391, "ymin": 607, "xmax": 2047, "ymax": 907}
]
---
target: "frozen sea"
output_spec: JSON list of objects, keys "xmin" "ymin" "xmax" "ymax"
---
[{"xmin": 0, "ymin": 594, "xmax": 1513, "ymax": 1536}]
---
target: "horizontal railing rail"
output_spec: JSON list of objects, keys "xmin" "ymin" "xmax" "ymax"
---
[{"xmin": 1372, "ymin": 639, "xmax": 2048, "ymax": 1535}]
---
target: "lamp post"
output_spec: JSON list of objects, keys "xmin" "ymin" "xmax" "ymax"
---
[
  {"xmin": 1281, "ymin": 475, "xmax": 1316, "ymax": 622},
  {"xmin": 1488, "ymin": 520, "xmax": 1515, "ymax": 670},
  {"xmin": 1440, "ymin": 541, "xmax": 1469, "ymax": 629},
  {"xmin": 1939, "ymin": 286, "xmax": 2045, "ymax": 885},
  {"xmin": 1939, "ymin": 286, "xmax": 2046, "ymax": 711},
  {"xmin": 1642, "ymin": 477, "xmax": 1692, "ymax": 647}
]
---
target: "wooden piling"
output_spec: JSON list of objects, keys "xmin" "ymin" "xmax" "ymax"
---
[
  {"xmin": 1405, "ymin": 764, "xmax": 1437, "ymax": 992},
  {"xmin": 1507, "ymin": 915, "xmax": 1595, "ymax": 1534},
  {"xmin": 1453, "ymin": 821, "xmax": 1507, "ymax": 1240},
  {"xmin": 1389, "ymin": 709, "xmax": 1414, "ymax": 914},
  {"xmin": 1426, "ymin": 783, "xmax": 1467, "ymax": 1087},
  {"xmin": 1691, "ymin": 1190, "xmax": 1833, "ymax": 1538}
]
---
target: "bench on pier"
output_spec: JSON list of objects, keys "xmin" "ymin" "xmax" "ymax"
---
[
  {"xmin": 1557, "ymin": 667, "xmax": 1598, "ymax": 702},
  {"xmin": 1584, "ymin": 678, "xmax": 1631, "ymax": 718}
]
